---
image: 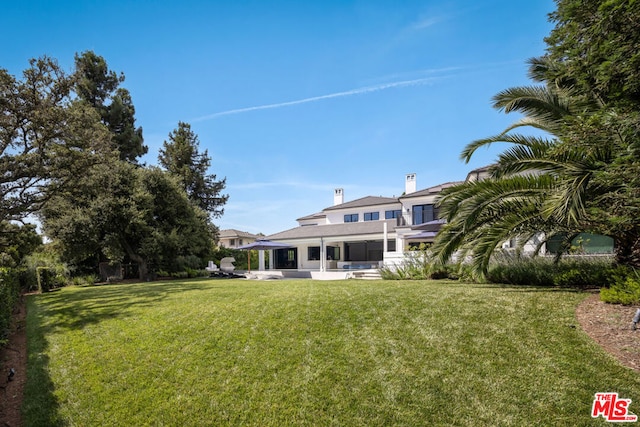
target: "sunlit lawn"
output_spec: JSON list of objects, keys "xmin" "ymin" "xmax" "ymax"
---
[{"xmin": 25, "ymin": 278, "xmax": 640, "ymax": 426}]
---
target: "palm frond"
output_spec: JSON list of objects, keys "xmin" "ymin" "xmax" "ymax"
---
[
  {"xmin": 461, "ymin": 133, "xmax": 556, "ymax": 163},
  {"xmin": 492, "ymin": 86, "xmax": 572, "ymax": 122}
]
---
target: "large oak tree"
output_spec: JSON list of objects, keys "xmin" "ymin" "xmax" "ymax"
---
[
  {"xmin": 41, "ymin": 160, "xmax": 215, "ymax": 279},
  {"xmin": 0, "ymin": 57, "xmax": 113, "ymax": 225}
]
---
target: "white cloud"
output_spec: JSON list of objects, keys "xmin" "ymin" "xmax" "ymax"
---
[
  {"xmin": 192, "ymin": 76, "xmax": 440, "ymax": 122},
  {"xmin": 409, "ymin": 16, "xmax": 442, "ymax": 30}
]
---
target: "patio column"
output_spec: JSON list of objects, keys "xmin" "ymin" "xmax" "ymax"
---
[
  {"xmin": 383, "ymin": 222, "xmax": 388, "ymax": 253},
  {"xmin": 258, "ymin": 250, "xmax": 265, "ymax": 271},
  {"xmin": 320, "ymin": 237, "xmax": 326, "ymax": 272},
  {"xmin": 397, "ymin": 235, "xmax": 405, "ymax": 254},
  {"xmin": 268, "ymin": 250, "xmax": 274, "ymax": 270}
]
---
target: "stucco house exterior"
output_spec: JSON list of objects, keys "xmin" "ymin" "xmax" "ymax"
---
[
  {"xmin": 255, "ymin": 166, "xmax": 612, "ymax": 277},
  {"xmin": 264, "ymin": 173, "xmax": 461, "ymax": 273},
  {"xmin": 218, "ymin": 229, "xmax": 260, "ymax": 249}
]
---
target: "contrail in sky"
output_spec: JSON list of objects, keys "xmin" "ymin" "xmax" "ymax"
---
[{"xmin": 192, "ymin": 76, "xmax": 440, "ymax": 122}]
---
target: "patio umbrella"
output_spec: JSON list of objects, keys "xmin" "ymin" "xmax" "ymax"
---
[{"xmin": 236, "ymin": 240, "xmax": 292, "ymax": 272}]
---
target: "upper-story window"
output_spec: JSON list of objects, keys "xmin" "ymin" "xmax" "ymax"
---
[
  {"xmin": 364, "ymin": 212, "xmax": 379, "ymax": 221},
  {"xmin": 385, "ymin": 210, "xmax": 402, "ymax": 219},
  {"xmin": 229, "ymin": 238, "xmax": 236, "ymax": 246},
  {"xmin": 344, "ymin": 214, "xmax": 359, "ymax": 223},
  {"xmin": 412, "ymin": 204, "xmax": 438, "ymax": 225}
]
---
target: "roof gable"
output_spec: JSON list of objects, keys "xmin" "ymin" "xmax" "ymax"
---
[
  {"xmin": 267, "ymin": 219, "xmax": 397, "ymax": 240},
  {"xmin": 399, "ymin": 181, "xmax": 463, "ymax": 199},
  {"xmin": 296, "ymin": 212, "xmax": 326, "ymax": 221},
  {"xmin": 219, "ymin": 229, "xmax": 259, "ymax": 239},
  {"xmin": 322, "ymin": 196, "xmax": 400, "ymax": 212}
]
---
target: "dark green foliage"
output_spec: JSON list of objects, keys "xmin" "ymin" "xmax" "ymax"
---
[
  {"xmin": 0, "ymin": 268, "xmax": 20, "ymax": 346},
  {"xmin": 431, "ymin": 0, "xmax": 640, "ymax": 274},
  {"xmin": 22, "ymin": 250, "xmax": 70, "ymax": 292},
  {"xmin": 4, "ymin": 52, "xmax": 227, "ymax": 281},
  {"xmin": 73, "ymin": 51, "xmax": 147, "ymax": 163},
  {"xmin": 486, "ymin": 256, "xmax": 626, "ymax": 288},
  {"xmin": 211, "ymin": 246, "xmax": 260, "ymax": 271},
  {"xmin": 552, "ymin": 262, "xmax": 627, "ymax": 288},
  {"xmin": 543, "ymin": 0, "xmax": 640, "ymax": 106},
  {"xmin": 0, "ymin": 56, "xmax": 113, "ymax": 224},
  {"xmin": 600, "ymin": 275, "xmax": 640, "ymax": 305},
  {"xmin": 486, "ymin": 258, "xmax": 555, "ymax": 287},
  {"xmin": 0, "ymin": 222, "xmax": 42, "ymax": 267},
  {"xmin": 158, "ymin": 122, "xmax": 228, "ymax": 217},
  {"xmin": 173, "ymin": 255, "xmax": 205, "ymax": 272},
  {"xmin": 41, "ymin": 161, "xmax": 215, "ymax": 281},
  {"xmin": 37, "ymin": 268, "xmax": 62, "ymax": 292}
]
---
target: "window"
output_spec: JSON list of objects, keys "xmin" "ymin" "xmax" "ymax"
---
[
  {"xmin": 344, "ymin": 214, "xmax": 359, "ymax": 223},
  {"xmin": 364, "ymin": 212, "xmax": 379, "ymax": 221},
  {"xmin": 308, "ymin": 246, "xmax": 341, "ymax": 260},
  {"xmin": 308, "ymin": 247, "xmax": 320, "ymax": 260},
  {"xmin": 229, "ymin": 238, "xmax": 236, "ymax": 246},
  {"xmin": 412, "ymin": 204, "xmax": 439, "ymax": 225},
  {"xmin": 238, "ymin": 239, "xmax": 243, "ymax": 246},
  {"xmin": 385, "ymin": 210, "xmax": 402, "ymax": 219}
]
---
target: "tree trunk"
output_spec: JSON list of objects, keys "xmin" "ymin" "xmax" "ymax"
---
[
  {"xmin": 614, "ymin": 232, "xmax": 640, "ymax": 268},
  {"xmin": 121, "ymin": 240, "xmax": 149, "ymax": 281}
]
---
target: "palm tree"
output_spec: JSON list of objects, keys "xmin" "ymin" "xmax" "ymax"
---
[{"xmin": 430, "ymin": 66, "xmax": 625, "ymax": 275}]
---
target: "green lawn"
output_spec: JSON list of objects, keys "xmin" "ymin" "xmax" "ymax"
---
[{"xmin": 25, "ymin": 279, "xmax": 640, "ymax": 426}]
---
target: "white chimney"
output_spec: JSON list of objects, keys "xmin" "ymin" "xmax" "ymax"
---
[
  {"xmin": 405, "ymin": 173, "xmax": 416, "ymax": 194},
  {"xmin": 334, "ymin": 188, "xmax": 344, "ymax": 206}
]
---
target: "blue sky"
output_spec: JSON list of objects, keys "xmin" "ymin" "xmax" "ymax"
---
[{"xmin": 2, "ymin": 0, "xmax": 556, "ymax": 235}]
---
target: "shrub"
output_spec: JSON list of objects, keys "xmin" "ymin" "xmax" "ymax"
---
[
  {"xmin": 379, "ymin": 247, "xmax": 463, "ymax": 281},
  {"xmin": 171, "ymin": 271, "xmax": 189, "ymax": 279},
  {"xmin": 552, "ymin": 259, "xmax": 626, "ymax": 289},
  {"xmin": 0, "ymin": 268, "xmax": 20, "ymax": 346},
  {"xmin": 486, "ymin": 257, "xmax": 555, "ymax": 286},
  {"xmin": 70, "ymin": 275, "xmax": 99, "ymax": 287},
  {"xmin": 486, "ymin": 256, "xmax": 621, "ymax": 288},
  {"xmin": 380, "ymin": 249, "xmax": 429, "ymax": 280},
  {"xmin": 174, "ymin": 255, "xmax": 204, "ymax": 272},
  {"xmin": 22, "ymin": 251, "xmax": 70, "ymax": 292},
  {"xmin": 600, "ymin": 275, "xmax": 640, "ymax": 305},
  {"xmin": 156, "ymin": 270, "xmax": 170, "ymax": 278}
]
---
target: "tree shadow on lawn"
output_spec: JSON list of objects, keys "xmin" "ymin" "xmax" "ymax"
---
[
  {"xmin": 36, "ymin": 278, "xmax": 220, "ymax": 332},
  {"xmin": 24, "ymin": 299, "xmax": 64, "ymax": 427},
  {"xmin": 23, "ymin": 278, "xmax": 223, "ymax": 426}
]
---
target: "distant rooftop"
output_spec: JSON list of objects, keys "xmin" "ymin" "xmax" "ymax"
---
[{"xmin": 219, "ymin": 229, "xmax": 260, "ymax": 239}]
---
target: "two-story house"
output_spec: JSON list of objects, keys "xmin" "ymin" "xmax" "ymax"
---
[{"xmin": 264, "ymin": 173, "xmax": 461, "ymax": 272}]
